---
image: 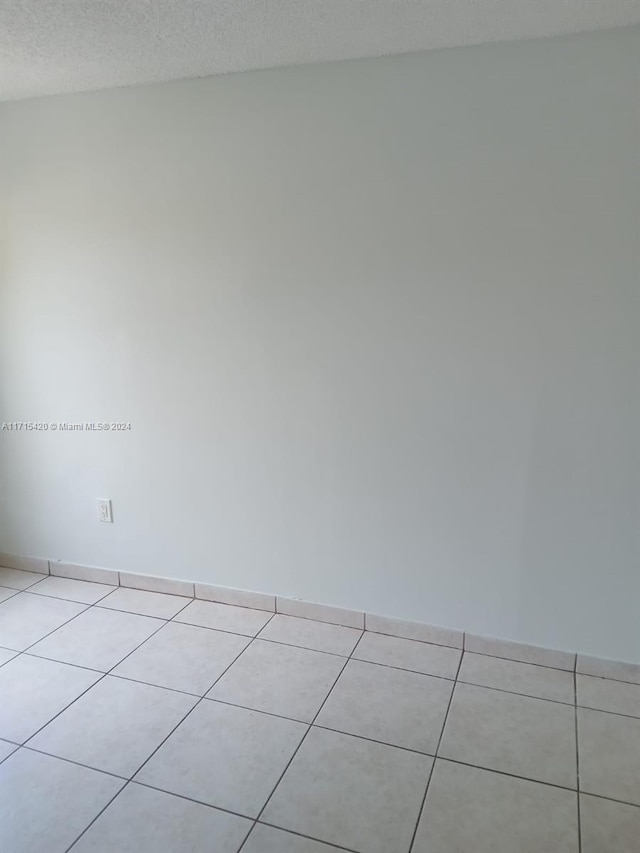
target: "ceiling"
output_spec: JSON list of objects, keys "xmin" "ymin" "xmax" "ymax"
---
[{"xmin": 2, "ymin": 0, "xmax": 639, "ymax": 101}]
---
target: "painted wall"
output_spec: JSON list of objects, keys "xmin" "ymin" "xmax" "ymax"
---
[{"xmin": 1, "ymin": 28, "xmax": 638, "ymax": 662}]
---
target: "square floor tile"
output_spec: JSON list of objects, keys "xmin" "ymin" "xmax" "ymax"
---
[
  {"xmin": 0, "ymin": 593, "xmax": 86, "ymax": 651},
  {"xmin": 175, "ymin": 599, "xmax": 272, "ymax": 636},
  {"xmin": 136, "ymin": 700, "xmax": 306, "ymax": 817},
  {"xmin": 354, "ymin": 631, "xmax": 461, "ymax": 679},
  {"xmin": 316, "ymin": 659, "xmax": 452, "ymax": 753},
  {"xmin": 0, "ymin": 647, "xmax": 18, "ymax": 666},
  {"xmin": 113, "ymin": 621, "xmax": 249, "ymax": 695},
  {"xmin": 71, "ymin": 782, "xmax": 252, "ymax": 853},
  {"xmin": 577, "ymin": 675, "xmax": 640, "ymax": 718},
  {"xmin": 29, "ymin": 607, "xmax": 164, "ymax": 671},
  {"xmin": 580, "ymin": 793, "xmax": 640, "ymax": 853},
  {"xmin": 243, "ymin": 824, "xmax": 345, "ymax": 852},
  {"xmin": 208, "ymin": 640, "xmax": 344, "ymax": 722},
  {"xmin": 0, "ymin": 748, "xmax": 123, "ymax": 853},
  {"xmin": 98, "ymin": 587, "xmax": 191, "ymax": 619},
  {"xmin": 0, "ymin": 567, "xmax": 47, "ymax": 590},
  {"xmin": 578, "ymin": 708, "xmax": 640, "ymax": 804},
  {"xmin": 263, "ymin": 727, "xmax": 432, "ymax": 853},
  {"xmin": 0, "ymin": 586, "xmax": 19, "ymax": 603},
  {"xmin": 30, "ymin": 675, "xmax": 196, "ymax": 778},
  {"xmin": 412, "ymin": 759, "xmax": 578, "ymax": 853},
  {"xmin": 440, "ymin": 683, "xmax": 577, "ymax": 788},
  {"xmin": 459, "ymin": 652, "xmax": 575, "ymax": 704},
  {"xmin": 29, "ymin": 575, "xmax": 116, "ymax": 604},
  {"xmin": 0, "ymin": 740, "xmax": 18, "ymax": 762},
  {"xmin": 0, "ymin": 654, "xmax": 100, "ymax": 742},
  {"xmin": 258, "ymin": 614, "xmax": 362, "ymax": 656}
]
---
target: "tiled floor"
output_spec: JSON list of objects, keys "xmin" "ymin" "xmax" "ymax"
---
[{"xmin": 1, "ymin": 568, "xmax": 639, "ymax": 853}]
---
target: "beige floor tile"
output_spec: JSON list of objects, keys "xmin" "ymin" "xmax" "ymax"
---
[
  {"xmin": 0, "ymin": 740, "xmax": 18, "ymax": 762},
  {"xmin": 98, "ymin": 587, "xmax": 191, "ymax": 619},
  {"xmin": 174, "ymin": 599, "xmax": 272, "ymax": 636},
  {"xmin": 0, "ymin": 593, "xmax": 86, "ymax": 651},
  {"xmin": 29, "ymin": 576, "xmax": 116, "ymax": 605},
  {"xmin": 413, "ymin": 759, "xmax": 578, "ymax": 853},
  {"xmin": 263, "ymin": 727, "xmax": 432, "ymax": 853},
  {"xmin": 136, "ymin": 700, "xmax": 306, "ymax": 817},
  {"xmin": 243, "ymin": 824, "xmax": 345, "ymax": 852},
  {"xmin": 0, "ymin": 748, "xmax": 123, "ymax": 853},
  {"xmin": 258, "ymin": 614, "xmax": 362, "ymax": 656},
  {"xmin": 0, "ymin": 647, "xmax": 18, "ymax": 666},
  {"xmin": 577, "ymin": 675, "xmax": 640, "ymax": 718},
  {"xmin": 0, "ymin": 567, "xmax": 47, "ymax": 590},
  {"xmin": 30, "ymin": 675, "xmax": 196, "ymax": 778},
  {"xmin": 354, "ymin": 631, "xmax": 461, "ymax": 679},
  {"xmin": 29, "ymin": 607, "xmax": 163, "ymax": 671},
  {"xmin": 0, "ymin": 654, "xmax": 100, "ymax": 743},
  {"xmin": 113, "ymin": 621, "xmax": 249, "ymax": 695},
  {"xmin": 439, "ymin": 683, "xmax": 577, "ymax": 788},
  {"xmin": 459, "ymin": 652, "xmax": 575, "ymax": 704},
  {"xmin": 208, "ymin": 639, "xmax": 344, "ymax": 722},
  {"xmin": 580, "ymin": 793, "xmax": 640, "ymax": 853},
  {"xmin": 578, "ymin": 708, "xmax": 640, "ymax": 805},
  {"xmin": 71, "ymin": 782, "xmax": 252, "ymax": 853},
  {"xmin": 316, "ymin": 659, "xmax": 452, "ymax": 753},
  {"xmin": 0, "ymin": 586, "xmax": 19, "ymax": 604}
]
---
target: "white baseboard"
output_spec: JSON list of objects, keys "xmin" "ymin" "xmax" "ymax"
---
[{"xmin": 2, "ymin": 551, "xmax": 638, "ymax": 679}]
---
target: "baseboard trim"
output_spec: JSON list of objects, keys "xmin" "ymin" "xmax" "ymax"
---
[
  {"xmin": 0, "ymin": 552, "xmax": 49, "ymax": 575},
  {"xmin": 1, "ymin": 551, "xmax": 637, "ymax": 678}
]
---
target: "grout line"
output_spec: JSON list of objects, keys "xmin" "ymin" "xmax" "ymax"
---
[
  {"xmin": 256, "ymin": 820, "xmax": 361, "ymax": 852},
  {"xmin": 575, "ymin": 668, "xmax": 583, "ymax": 853},
  {"xmin": 569, "ymin": 704, "xmax": 640, "ymax": 722},
  {"xmin": 94, "ymin": 603, "xmax": 192, "ymax": 619},
  {"xmin": 252, "ymin": 634, "xmax": 354, "ymax": 659},
  {"xmin": 22, "ymin": 744, "xmax": 128, "ymax": 781},
  {"xmin": 63, "ymin": 781, "xmax": 126, "ymax": 853},
  {"xmin": 202, "ymin": 696, "xmax": 308, "ymax": 726},
  {"xmin": 172, "ymin": 598, "xmax": 274, "ymax": 618},
  {"xmin": 364, "ymin": 628, "xmax": 463, "ymax": 651},
  {"xmin": 104, "ymin": 673, "xmax": 202, "ymax": 699},
  {"xmin": 235, "ymin": 628, "xmax": 366, "ymax": 852},
  {"xmin": 19, "ymin": 652, "xmax": 104, "ymax": 674},
  {"xmin": 434, "ymin": 756, "xmax": 584, "ymax": 795},
  {"xmin": 18, "ymin": 599, "xmax": 94, "ymax": 655},
  {"xmin": 310, "ymin": 723, "xmax": 436, "ymax": 757},
  {"xmin": 127, "ymin": 779, "xmax": 258, "ymax": 823},
  {"xmin": 407, "ymin": 646, "xmax": 465, "ymax": 852},
  {"xmin": 463, "ymin": 647, "xmax": 575, "ymax": 674}
]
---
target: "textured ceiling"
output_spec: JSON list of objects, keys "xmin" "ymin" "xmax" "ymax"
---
[{"xmin": 2, "ymin": 0, "xmax": 640, "ymax": 101}]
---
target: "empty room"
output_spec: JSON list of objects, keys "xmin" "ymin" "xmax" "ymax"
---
[{"xmin": 0, "ymin": 1, "xmax": 639, "ymax": 851}]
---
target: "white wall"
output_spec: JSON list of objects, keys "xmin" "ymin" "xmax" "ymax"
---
[{"xmin": 1, "ymin": 28, "xmax": 638, "ymax": 662}]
